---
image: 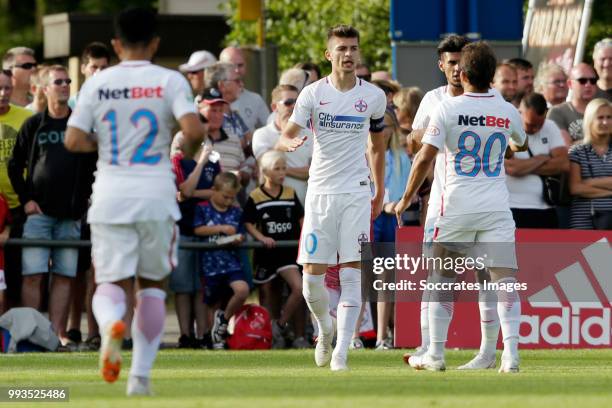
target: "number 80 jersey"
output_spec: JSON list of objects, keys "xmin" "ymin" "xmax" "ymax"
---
[
  {"xmin": 68, "ymin": 60, "xmax": 197, "ymax": 224},
  {"xmin": 422, "ymin": 90, "xmax": 526, "ymax": 217}
]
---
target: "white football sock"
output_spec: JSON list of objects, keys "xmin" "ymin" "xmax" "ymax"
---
[
  {"xmin": 420, "ymin": 276, "xmax": 431, "ymax": 350},
  {"xmin": 496, "ymin": 277, "xmax": 521, "ymax": 359},
  {"xmin": 130, "ymin": 288, "xmax": 166, "ymax": 378},
  {"xmin": 334, "ymin": 267, "xmax": 361, "ymax": 359},
  {"xmin": 478, "ymin": 287, "xmax": 500, "ymax": 357},
  {"xmin": 303, "ymin": 273, "xmax": 332, "ymax": 336},
  {"xmin": 92, "ymin": 283, "xmax": 126, "ymax": 331},
  {"xmin": 428, "ymin": 274, "xmax": 455, "ymax": 359}
]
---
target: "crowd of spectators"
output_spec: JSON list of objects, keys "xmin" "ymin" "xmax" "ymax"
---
[{"xmin": 0, "ymin": 35, "xmax": 610, "ymax": 351}]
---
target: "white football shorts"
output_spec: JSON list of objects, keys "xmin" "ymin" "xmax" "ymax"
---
[
  {"xmin": 433, "ymin": 211, "xmax": 517, "ymax": 268},
  {"xmin": 298, "ymin": 191, "xmax": 371, "ymax": 265},
  {"xmin": 91, "ymin": 218, "xmax": 179, "ymax": 283}
]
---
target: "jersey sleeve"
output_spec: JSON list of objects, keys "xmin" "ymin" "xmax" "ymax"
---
[
  {"xmin": 67, "ymin": 79, "xmax": 96, "ymax": 133},
  {"xmin": 289, "ymin": 85, "xmax": 314, "ymax": 129},
  {"xmin": 421, "ymin": 104, "xmax": 447, "ymax": 150},
  {"xmin": 167, "ymin": 72, "xmax": 197, "ymax": 120},
  {"xmin": 411, "ymin": 92, "xmax": 431, "ymax": 130},
  {"xmin": 242, "ymin": 196, "xmax": 257, "ymax": 224},
  {"xmin": 508, "ymin": 107, "xmax": 527, "ymax": 145},
  {"xmin": 544, "ymin": 120, "xmax": 565, "ymax": 150},
  {"xmin": 369, "ymin": 89, "xmax": 387, "ymax": 133}
]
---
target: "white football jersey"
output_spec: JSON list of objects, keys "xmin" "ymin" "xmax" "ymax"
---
[
  {"xmin": 412, "ymin": 86, "xmax": 452, "ymax": 221},
  {"xmin": 422, "ymin": 90, "xmax": 526, "ymax": 217},
  {"xmin": 289, "ymin": 76, "xmax": 386, "ymax": 195},
  {"xmin": 68, "ymin": 60, "xmax": 196, "ymax": 223}
]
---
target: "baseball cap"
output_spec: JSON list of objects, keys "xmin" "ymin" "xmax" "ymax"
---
[
  {"xmin": 197, "ymin": 87, "xmax": 228, "ymax": 105},
  {"xmin": 179, "ymin": 50, "xmax": 217, "ymax": 73}
]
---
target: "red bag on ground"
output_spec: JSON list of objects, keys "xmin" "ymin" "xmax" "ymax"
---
[{"xmin": 227, "ymin": 304, "xmax": 272, "ymax": 350}]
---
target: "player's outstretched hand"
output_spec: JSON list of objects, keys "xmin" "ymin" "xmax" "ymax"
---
[
  {"xmin": 393, "ymin": 197, "xmax": 411, "ymax": 226},
  {"xmin": 285, "ymin": 136, "xmax": 307, "ymax": 152}
]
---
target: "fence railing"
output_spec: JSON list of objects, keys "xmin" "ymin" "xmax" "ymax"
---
[{"xmin": 4, "ymin": 238, "xmax": 299, "ymax": 250}]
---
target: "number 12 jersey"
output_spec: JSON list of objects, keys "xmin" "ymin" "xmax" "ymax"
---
[{"xmin": 68, "ymin": 60, "xmax": 196, "ymax": 224}]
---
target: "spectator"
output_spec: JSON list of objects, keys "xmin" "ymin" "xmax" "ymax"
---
[
  {"xmin": 0, "ymin": 193, "xmax": 10, "ymax": 315},
  {"xmin": 356, "ymin": 63, "xmax": 371, "ymax": 81},
  {"xmin": 197, "ymin": 87, "xmax": 249, "ymax": 183},
  {"xmin": 371, "ymin": 79, "xmax": 401, "ymax": 107},
  {"xmin": 219, "ymin": 46, "xmax": 270, "ymax": 132},
  {"xmin": 243, "ymin": 150, "xmax": 305, "ymax": 348},
  {"xmin": 371, "ymin": 71, "xmax": 392, "ymax": 81},
  {"xmin": 534, "ymin": 63, "xmax": 568, "ymax": 107},
  {"xmin": 279, "ymin": 68, "xmax": 312, "ymax": 93},
  {"xmin": 25, "ymin": 65, "xmax": 49, "ymax": 113},
  {"xmin": 0, "ymin": 68, "xmax": 33, "ymax": 308},
  {"xmin": 68, "ymin": 42, "xmax": 111, "ymax": 109},
  {"xmin": 253, "ymin": 84, "xmax": 312, "ymax": 204},
  {"xmin": 294, "ymin": 62, "xmax": 321, "ymax": 82},
  {"xmin": 179, "ymin": 50, "xmax": 217, "ymax": 98},
  {"xmin": 205, "ymin": 62, "xmax": 252, "ymax": 148},
  {"xmin": 373, "ymin": 110, "xmax": 411, "ymax": 350},
  {"xmin": 393, "ymin": 86, "xmax": 423, "ymax": 137},
  {"xmin": 593, "ymin": 38, "xmax": 612, "ymax": 101},
  {"xmin": 170, "ymin": 133, "xmax": 220, "ymax": 348},
  {"xmin": 8, "ymin": 65, "xmax": 96, "ymax": 345},
  {"xmin": 507, "ymin": 58, "xmax": 534, "ymax": 107},
  {"xmin": 2, "ymin": 47, "xmax": 36, "ymax": 107},
  {"xmin": 65, "ymin": 42, "xmax": 111, "ymax": 349},
  {"xmin": 505, "ymin": 93, "xmax": 569, "ymax": 228},
  {"xmin": 548, "ymin": 63, "xmax": 598, "ymax": 145},
  {"xmin": 568, "ymin": 98, "xmax": 612, "ymax": 229},
  {"xmin": 492, "ymin": 62, "xmax": 518, "ymax": 103},
  {"xmin": 193, "ymin": 172, "xmax": 249, "ymax": 349}
]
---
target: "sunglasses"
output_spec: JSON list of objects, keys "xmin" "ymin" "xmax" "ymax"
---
[
  {"xmin": 575, "ymin": 77, "xmax": 597, "ymax": 85},
  {"xmin": 278, "ymin": 98, "xmax": 296, "ymax": 106},
  {"xmin": 13, "ymin": 62, "xmax": 36, "ymax": 70},
  {"xmin": 52, "ymin": 78, "xmax": 72, "ymax": 86},
  {"xmin": 1, "ymin": 69, "xmax": 12, "ymax": 77}
]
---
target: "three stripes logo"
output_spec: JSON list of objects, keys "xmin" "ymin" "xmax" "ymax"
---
[{"xmin": 520, "ymin": 239, "xmax": 611, "ymax": 347}]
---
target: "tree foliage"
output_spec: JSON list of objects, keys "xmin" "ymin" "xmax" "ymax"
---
[{"xmin": 223, "ymin": 0, "xmax": 391, "ymax": 75}]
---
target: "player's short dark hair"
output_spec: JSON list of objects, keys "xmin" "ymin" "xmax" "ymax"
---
[
  {"xmin": 327, "ymin": 25, "xmax": 360, "ymax": 43},
  {"xmin": 114, "ymin": 7, "xmax": 157, "ymax": 48},
  {"xmin": 437, "ymin": 35, "xmax": 469, "ymax": 57},
  {"xmin": 459, "ymin": 41, "xmax": 497, "ymax": 91},
  {"xmin": 506, "ymin": 57, "xmax": 533, "ymax": 71},
  {"xmin": 81, "ymin": 42, "xmax": 111, "ymax": 65},
  {"xmin": 520, "ymin": 92, "xmax": 548, "ymax": 116},
  {"xmin": 214, "ymin": 172, "xmax": 241, "ymax": 192}
]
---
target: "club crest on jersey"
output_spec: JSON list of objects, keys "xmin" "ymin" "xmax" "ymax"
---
[
  {"xmin": 354, "ymin": 98, "xmax": 368, "ymax": 113},
  {"xmin": 358, "ymin": 232, "xmax": 369, "ymax": 244}
]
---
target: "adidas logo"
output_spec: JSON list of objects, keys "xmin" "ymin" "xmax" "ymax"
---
[
  {"xmin": 262, "ymin": 213, "xmax": 270, "ymax": 220},
  {"xmin": 521, "ymin": 238, "xmax": 611, "ymax": 347}
]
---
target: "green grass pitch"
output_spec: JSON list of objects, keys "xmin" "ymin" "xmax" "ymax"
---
[{"xmin": 1, "ymin": 349, "xmax": 611, "ymax": 407}]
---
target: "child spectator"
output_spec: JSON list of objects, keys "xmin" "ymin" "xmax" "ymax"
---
[
  {"xmin": 171, "ymin": 134, "xmax": 221, "ymax": 348},
  {"xmin": 243, "ymin": 151, "xmax": 304, "ymax": 348},
  {"xmin": 0, "ymin": 194, "xmax": 10, "ymax": 315},
  {"xmin": 193, "ymin": 172, "xmax": 249, "ymax": 349}
]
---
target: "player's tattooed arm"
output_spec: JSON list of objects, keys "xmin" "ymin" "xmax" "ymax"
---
[
  {"xmin": 406, "ymin": 128, "xmax": 426, "ymax": 154},
  {"xmin": 65, "ymin": 127, "xmax": 97, "ymax": 152},
  {"xmin": 394, "ymin": 143, "xmax": 438, "ymax": 225}
]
